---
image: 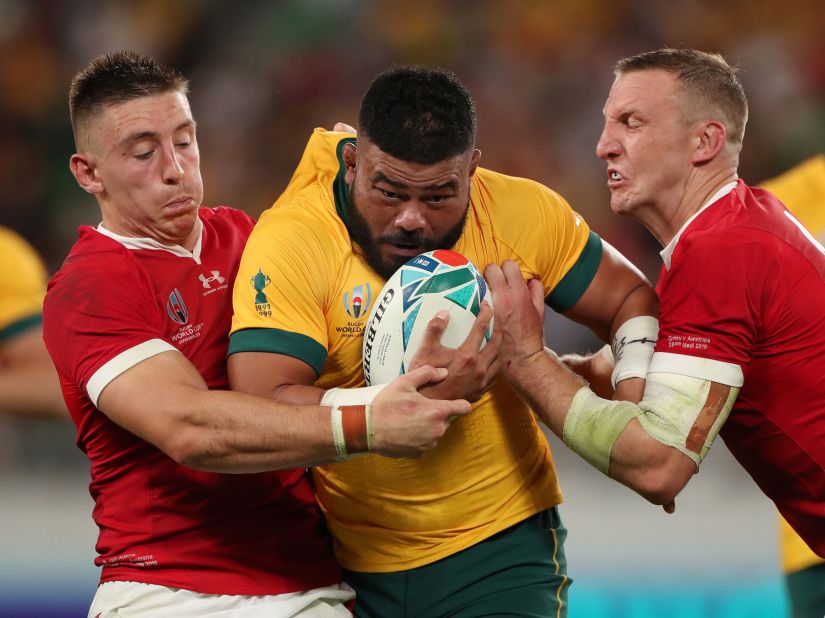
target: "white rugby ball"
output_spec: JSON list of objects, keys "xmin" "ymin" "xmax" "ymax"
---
[{"xmin": 362, "ymin": 249, "xmax": 493, "ymax": 385}]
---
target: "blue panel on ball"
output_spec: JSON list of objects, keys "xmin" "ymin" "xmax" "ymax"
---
[
  {"xmin": 475, "ymin": 274, "xmax": 487, "ymax": 300},
  {"xmin": 402, "ymin": 279, "xmax": 426, "ymax": 312},
  {"xmin": 445, "ymin": 282, "xmax": 476, "ymax": 310},
  {"xmin": 402, "ymin": 303, "xmax": 421, "ymax": 349},
  {"xmin": 401, "ymin": 267, "xmax": 430, "ymax": 287}
]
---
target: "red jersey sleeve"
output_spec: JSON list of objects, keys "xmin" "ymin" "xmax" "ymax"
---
[{"xmin": 44, "ymin": 252, "xmax": 169, "ymax": 401}]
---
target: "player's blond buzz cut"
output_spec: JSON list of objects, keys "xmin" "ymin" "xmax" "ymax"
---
[
  {"xmin": 68, "ymin": 50, "xmax": 189, "ymax": 149},
  {"xmin": 615, "ymin": 48, "xmax": 749, "ymax": 148}
]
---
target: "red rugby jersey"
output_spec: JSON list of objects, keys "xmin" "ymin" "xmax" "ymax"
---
[
  {"xmin": 654, "ymin": 180, "xmax": 825, "ymax": 557},
  {"xmin": 43, "ymin": 206, "xmax": 340, "ymax": 594}
]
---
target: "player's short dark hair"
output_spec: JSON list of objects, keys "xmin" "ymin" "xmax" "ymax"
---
[
  {"xmin": 615, "ymin": 48, "xmax": 748, "ymax": 146},
  {"xmin": 358, "ymin": 65, "xmax": 476, "ymax": 164},
  {"xmin": 69, "ymin": 50, "xmax": 189, "ymax": 144}
]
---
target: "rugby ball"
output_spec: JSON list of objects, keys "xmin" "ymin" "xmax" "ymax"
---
[{"xmin": 362, "ymin": 249, "xmax": 493, "ymax": 385}]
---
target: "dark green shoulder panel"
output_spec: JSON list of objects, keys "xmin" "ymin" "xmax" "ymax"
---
[
  {"xmin": 228, "ymin": 328, "xmax": 327, "ymax": 376},
  {"xmin": 546, "ymin": 231, "xmax": 603, "ymax": 313}
]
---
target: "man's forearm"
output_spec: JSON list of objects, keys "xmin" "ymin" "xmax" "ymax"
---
[
  {"xmin": 506, "ymin": 352, "xmax": 694, "ymax": 505},
  {"xmin": 505, "ymin": 348, "xmax": 584, "ymax": 437}
]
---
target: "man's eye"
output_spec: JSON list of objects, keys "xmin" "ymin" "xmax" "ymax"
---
[
  {"xmin": 428, "ymin": 195, "xmax": 446, "ymax": 205},
  {"xmin": 380, "ymin": 189, "xmax": 399, "ymax": 200},
  {"xmin": 135, "ymin": 150, "xmax": 153, "ymax": 160}
]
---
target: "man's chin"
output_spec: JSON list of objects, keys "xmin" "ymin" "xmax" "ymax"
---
[{"xmin": 366, "ymin": 248, "xmax": 418, "ymax": 280}]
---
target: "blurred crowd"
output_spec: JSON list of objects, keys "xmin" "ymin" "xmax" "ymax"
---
[
  {"xmin": 0, "ymin": 0, "xmax": 822, "ymax": 468},
  {"xmin": 2, "ymin": 0, "xmax": 823, "ymax": 272}
]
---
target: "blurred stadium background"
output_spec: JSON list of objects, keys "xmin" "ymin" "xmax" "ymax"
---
[{"xmin": 1, "ymin": 0, "xmax": 822, "ymax": 616}]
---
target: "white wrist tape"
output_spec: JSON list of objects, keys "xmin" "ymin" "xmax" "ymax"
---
[
  {"xmin": 330, "ymin": 406, "xmax": 347, "ymax": 459},
  {"xmin": 563, "ymin": 387, "xmax": 644, "ymax": 475},
  {"xmin": 329, "ymin": 404, "xmax": 373, "ymax": 461},
  {"xmin": 611, "ymin": 316, "xmax": 658, "ymax": 388},
  {"xmin": 321, "ymin": 384, "xmax": 387, "ymax": 407}
]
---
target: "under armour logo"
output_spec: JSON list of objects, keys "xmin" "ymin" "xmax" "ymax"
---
[{"xmin": 199, "ymin": 271, "xmax": 226, "ymax": 289}]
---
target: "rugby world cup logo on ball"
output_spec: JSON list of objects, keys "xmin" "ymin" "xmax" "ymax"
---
[{"xmin": 362, "ymin": 249, "xmax": 493, "ymax": 385}]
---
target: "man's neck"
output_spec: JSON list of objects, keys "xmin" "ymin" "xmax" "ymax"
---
[
  {"xmin": 98, "ymin": 215, "xmax": 203, "ymax": 255},
  {"xmin": 638, "ymin": 167, "xmax": 739, "ymax": 247}
]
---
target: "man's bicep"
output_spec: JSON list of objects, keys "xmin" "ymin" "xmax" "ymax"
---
[
  {"xmin": 228, "ymin": 351, "xmax": 320, "ymax": 403},
  {"xmin": 97, "ymin": 349, "xmax": 206, "ymax": 446},
  {"xmin": 562, "ymin": 240, "xmax": 656, "ymax": 341}
]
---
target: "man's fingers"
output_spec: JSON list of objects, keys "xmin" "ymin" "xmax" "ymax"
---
[
  {"xmin": 400, "ymin": 365, "xmax": 448, "ymax": 389},
  {"xmin": 527, "ymin": 278, "xmax": 546, "ymax": 319},
  {"xmin": 477, "ymin": 319, "xmax": 501, "ymax": 362},
  {"xmin": 419, "ymin": 309, "xmax": 450, "ymax": 353},
  {"xmin": 483, "ymin": 263, "xmax": 506, "ymax": 290},
  {"xmin": 662, "ymin": 500, "xmax": 676, "ymax": 514},
  {"xmin": 461, "ymin": 302, "xmax": 493, "ymax": 350},
  {"xmin": 333, "ymin": 122, "xmax": 356, "ymax": 133},
  {"xmin": 501, "ymin": 260, "xmax": 526, "ymax": 286},
  {"xmin": 442, "ymin": 398, "xmax": 472, "ymax": 418}
]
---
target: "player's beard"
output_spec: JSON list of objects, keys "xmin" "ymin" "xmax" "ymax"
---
[{"xmin": 345, "ymin": 185, "xmax": 468, "ymax": 280}]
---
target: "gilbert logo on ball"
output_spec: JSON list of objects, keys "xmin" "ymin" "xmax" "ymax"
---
[{"xmin": 362, "ymin": 249, "xmax": 493, "ymax": 385}]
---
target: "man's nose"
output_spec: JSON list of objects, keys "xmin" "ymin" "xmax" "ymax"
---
[
  {"xmin": 162, "ymin": 147, "xmax": 185, "ymax": 184},
  {"xmin": 595, "ymin": 125, "xmax": 620, "ymax": 160},
  {"xmin": 393, "ymin": 203, "xmax": 427, "ymax": 232}
]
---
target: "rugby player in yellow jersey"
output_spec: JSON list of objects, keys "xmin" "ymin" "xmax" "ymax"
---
[
  {"xmin": 760, "ymin": 154, "xmax": 825, "ymax": 618},
  {"xmin": 228, "ymin": 66, "xmax": 658, "ymax": 617},
  {"xmin": 0, "ymin": 227, "xmax": 65, "ymax": 417}
]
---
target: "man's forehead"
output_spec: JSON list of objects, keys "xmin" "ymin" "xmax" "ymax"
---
[
  {"xmin": 360, "ymin": 140, "xmax": 470, "ymax": 187},
  {"xmin": 605, "ymin": 70, "xmax": 679, "ymax": 114},
  {"xmin": 79, "ymin": 91, "xmax": 193, "ymax": 154},
  {"xmin": 97, "ymin": 91, "xmax": 193, "ymax": 134}
]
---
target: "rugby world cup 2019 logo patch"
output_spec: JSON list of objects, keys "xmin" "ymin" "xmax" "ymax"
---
[
  {"xmin": 336, "ymin": 283, "xmax": 373, "ymax": 339},
  {"xmin": 167, "ymin": 288, "xmax": 189, "ymax": 325},
  {"xmin": 343, "ymin": 283, "xmax": 372, "ymax": 319}
]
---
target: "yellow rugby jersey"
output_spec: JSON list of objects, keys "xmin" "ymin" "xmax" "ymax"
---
[
  {"xmin": 230, "ymin": 129, "xmax": 602, "ymax": 571},
  {"xmin": 760, "ymin": 157, "xmax": 825, "ymax": 576},
  {"xmin": 760, "ymin": 154, "xmax": 825, "ymax": 240},
  {"xmin": 779, "ymin": 515, "xmax": 822, "ymax": 574},
  {"xmin": 0, "ymin": 226, "xmax": 48, "ymax": 344}
]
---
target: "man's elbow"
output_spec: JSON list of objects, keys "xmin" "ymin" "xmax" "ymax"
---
[
  {"xmin": 630, "ymin": 449, "xmax": 695, "ymax": 506},
  {"xmin": 162, "ymin": 425, "xmax": 224, "ymax": 471},
  {"xmin": 635, "ymin": 471, "xmax": 685, "ymax": 506}
]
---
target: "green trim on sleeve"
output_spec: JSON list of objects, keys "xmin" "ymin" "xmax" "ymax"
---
[
  {"xmin": 546, "ymin": 231, "xmax": 603, "ymax": 313},
  {"xmin": 0, "ymin": 313, "xmax": 42, "ymax": 342},
  {"xmin": 332, "ymin": 137, "xmax": 357, "ymax": 225},
  {"xmin": 227, "ymin": 328, "xmax": 327, "ymax": 376}
]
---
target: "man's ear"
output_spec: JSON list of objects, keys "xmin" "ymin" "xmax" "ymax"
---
[
  {"xmin": 692, "ymin": 120, "xmax": 726, "ymax": 165},
  {"xmin": 342, "ymin": 141, "xmax": 357, "ymax": 184},
  {"xmin": 70, "ymin": 153, "xmax": 103, "ymax": 195},
  {"xmin": 469, "ymin": 148, "xmax": 481, "ymax": 177}
]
